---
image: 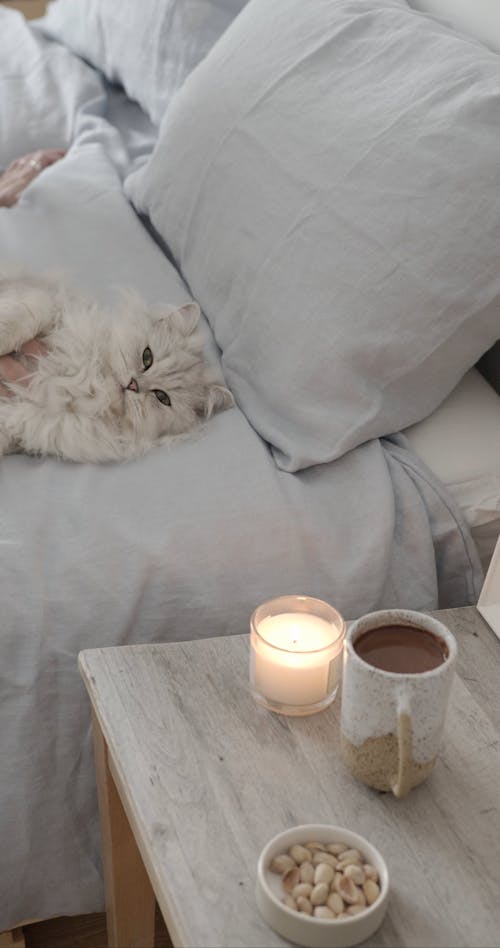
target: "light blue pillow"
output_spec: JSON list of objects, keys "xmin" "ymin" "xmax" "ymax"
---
[
  {"xmin": 39, "ymin": 0, "xmax": 249, "ymax": 125},
  {"xmin": 126, "ymin": 0, "xmax": 500, "ymax": 470}
]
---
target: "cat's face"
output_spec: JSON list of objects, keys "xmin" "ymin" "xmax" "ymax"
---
[{"xmin": 109, "ymin": 299, "xmax": 233, "ymax": 444}]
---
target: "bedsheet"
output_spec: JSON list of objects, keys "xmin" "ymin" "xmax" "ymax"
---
[{"xmin": 0, "ymin": 9, "xmax": 483, "ymax": 927}]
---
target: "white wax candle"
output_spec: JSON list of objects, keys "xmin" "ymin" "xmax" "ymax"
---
[{"xmin": 251, "ymin": 612, "xmax": 342, "ymax": 707}]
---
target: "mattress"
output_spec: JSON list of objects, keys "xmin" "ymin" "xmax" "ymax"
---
[{"xmin": 404, "ymin": 368, "xmax": 500, "ymax": 570}]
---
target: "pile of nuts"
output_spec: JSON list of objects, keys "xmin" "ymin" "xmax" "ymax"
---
[{"xmin": 269, "ymin": 840, "xmax": 381, "ymax": 920}]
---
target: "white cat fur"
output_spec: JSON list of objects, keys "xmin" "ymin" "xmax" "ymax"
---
[{"xmin": 0, "ymin": 272, "xmax": 233, "ymax": 463}]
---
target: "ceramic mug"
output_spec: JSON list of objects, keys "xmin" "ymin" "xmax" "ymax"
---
[{"xmin": 340, "ymin": 609, "xmax": 457, "ymax": 798}]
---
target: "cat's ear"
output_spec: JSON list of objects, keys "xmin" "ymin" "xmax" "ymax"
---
[
  {"xmin": 169, "ymin": 301, "xmax": 201, "ymax": 336},
  {"xmin": 202, "ymin": 383, "xmax": 234, "ymax": 419}
]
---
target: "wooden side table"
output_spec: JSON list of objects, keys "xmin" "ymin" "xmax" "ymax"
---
[{"xmin": 79, "ymin": 607, "xmax": 500, "ymax": 947}]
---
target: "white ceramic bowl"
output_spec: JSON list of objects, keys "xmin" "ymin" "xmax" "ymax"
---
[{"xmin": 256, "ymin": 824, "xmax": 389, "ymax": 948}]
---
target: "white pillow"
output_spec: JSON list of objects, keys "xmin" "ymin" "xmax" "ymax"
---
[
  {"xmin": 408, "ymin": 1, "xmax": 500, "ymax": 55},
  {"xmin": 404, "ymin": 369, "xmax": 500, "ymax": 529},
  {"xmin": 39, "ymin": 0, "xmax": 249, "ymax": 125},
  {"xmin": 404, "ymin": 369, "xmax": 500, "ymax": 571},
  {"xmin": 126, "ymin": 0, "xmax": 500, "ymax": 471}
]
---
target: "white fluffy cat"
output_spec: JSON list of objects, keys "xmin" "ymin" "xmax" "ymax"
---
[{"xmin": 0, "ymin": 271, "xmax": 233, "ymax": 463}]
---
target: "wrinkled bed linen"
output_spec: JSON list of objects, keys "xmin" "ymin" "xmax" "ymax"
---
[
  {"xmin": 0, "ymin": 10, "xmax": 483, "ymax": 928},
  {"xmin": 1, "ymin": 8, "xmax": 157, "ymax": 177}
]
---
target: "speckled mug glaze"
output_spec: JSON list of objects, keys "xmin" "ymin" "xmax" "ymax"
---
[{"xmin": 340, "ymin": 610, "xmax": 457, "ymax": 798}]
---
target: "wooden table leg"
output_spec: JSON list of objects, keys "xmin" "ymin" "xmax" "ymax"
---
[
  {"xmin": 0, "ymin": 931, "xmax": 25, "ymax": 948},
  {"xmin": 91, "ymin": 710, "xmax": 156, "ymax": 948}
]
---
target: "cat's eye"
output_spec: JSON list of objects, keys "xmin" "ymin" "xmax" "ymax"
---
[
  {"xmin": 142, "ymin": 347, "xmax": 153, "ymax": 370},
  {"xmin": 153, "ymin": 389, "xmax": 171, "ymax": 406}
]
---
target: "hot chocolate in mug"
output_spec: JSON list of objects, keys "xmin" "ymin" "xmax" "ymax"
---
[{"xmin": 340, "ymin": 609, "xmax": 457, "ymax": 798}]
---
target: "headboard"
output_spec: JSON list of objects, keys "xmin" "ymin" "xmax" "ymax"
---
[{"xmin": 2, "ymin": 1, "xmax": 49, "ymax": 19}]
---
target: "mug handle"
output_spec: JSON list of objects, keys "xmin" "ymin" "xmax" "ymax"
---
[{"xmin": 390, "ymin": 690, "xmax": 413, "ymax": 799}]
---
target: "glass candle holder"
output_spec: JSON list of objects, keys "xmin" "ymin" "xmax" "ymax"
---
[{"xmin": 249, "ymin": 595, "xmax": 345, "ymax": 716}]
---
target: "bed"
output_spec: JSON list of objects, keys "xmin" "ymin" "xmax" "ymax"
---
[{"xmin": 0, "ymin": 0, "xmax": 499, "ymax": 932}]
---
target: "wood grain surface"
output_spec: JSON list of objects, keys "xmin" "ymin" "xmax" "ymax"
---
[
  {"xmin": 22, "ymin": 908, "xmax": 172, "ymax": 948},
  {"xmin": 79, "ymin": 606, "xmax": 500, "ymax": 947}
]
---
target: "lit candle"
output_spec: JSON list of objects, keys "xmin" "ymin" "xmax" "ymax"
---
[{"xmin": 249, "ymin": 596, "xmax": 345, "ymax": 716}]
